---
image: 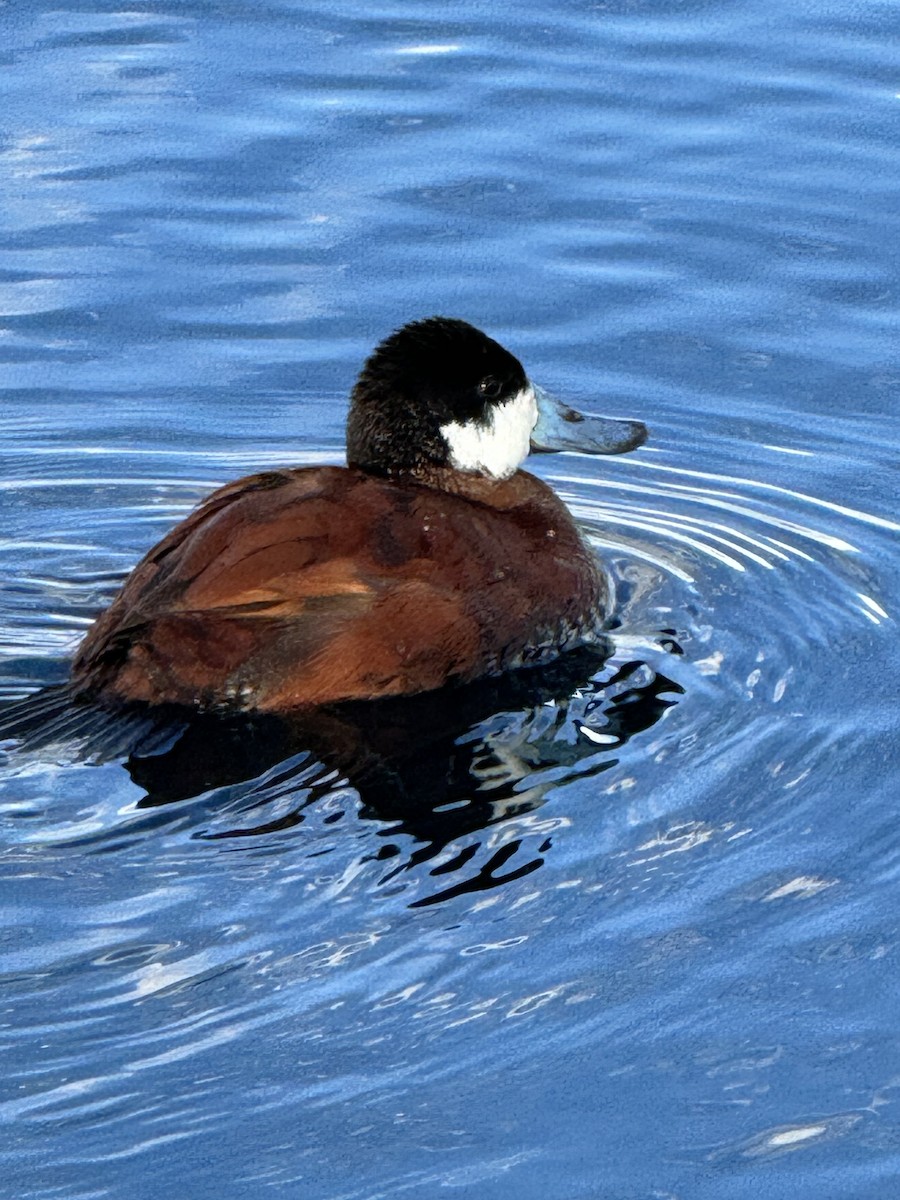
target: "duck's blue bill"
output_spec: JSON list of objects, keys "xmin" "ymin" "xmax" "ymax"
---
[{"xmin": 531, "ymin": 385, "xmax": 648, "ymax": 455}]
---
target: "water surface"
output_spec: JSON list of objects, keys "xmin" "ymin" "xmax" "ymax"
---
[{"xmin": 2, "ymin": 1, "xmax": 899, "ymax": 1197}]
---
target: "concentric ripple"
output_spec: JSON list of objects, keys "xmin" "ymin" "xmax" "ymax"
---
[
  {"xmin": 1, "ymin": 428, "xmax": 896, "ymax": 1200},
  {"xmin": 1, "ymin": 434, "xmax": 893, "ymax": 895}
]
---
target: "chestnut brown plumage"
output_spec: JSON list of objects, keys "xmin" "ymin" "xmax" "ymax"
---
[{"xmin": 71, "ymin": 466, "xmax": 607, "ymax": 710}]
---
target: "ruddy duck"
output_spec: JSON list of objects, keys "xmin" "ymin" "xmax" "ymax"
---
[{"xmin": 71, "ymin": 318, "xmax": 647, "ymax": 712}]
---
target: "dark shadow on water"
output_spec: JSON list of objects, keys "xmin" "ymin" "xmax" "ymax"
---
[{"xmin": 0, "ymin": 642, "xmax": 684, "ymax": 906}]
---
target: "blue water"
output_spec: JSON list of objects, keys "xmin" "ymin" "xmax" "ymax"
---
[{"xmin": 2, "ymin": 1, "xmax": 899, "ymax": 1197}]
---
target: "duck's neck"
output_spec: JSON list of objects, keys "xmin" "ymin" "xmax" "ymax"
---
[{"xmin": 361, "ymin": 463, "xmax": 559, "ymax": 509}]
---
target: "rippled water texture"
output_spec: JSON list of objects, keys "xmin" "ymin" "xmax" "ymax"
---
[{"xmin": 2, "ymin": 2, "xmax": 899, "ymax": 1197}]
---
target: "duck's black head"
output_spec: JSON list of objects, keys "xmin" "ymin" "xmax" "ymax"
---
[
  {"xmin": 346, "ymin": 316, "xmax": 649, "ymax": 480},
  {"xmin": 346, "ymin": 317, "xmax": 534, "ymax": 480}
]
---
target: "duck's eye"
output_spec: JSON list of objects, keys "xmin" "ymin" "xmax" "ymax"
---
[{"xmin": 478, "ymin": 376, "xmax": 504, "ymax": 400}]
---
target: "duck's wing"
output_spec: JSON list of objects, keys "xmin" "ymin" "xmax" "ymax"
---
[
  {"xmin": 71, "ymin": 467, "xmax": 477, "ymax": 709},
  {"xmin": 156, "ymin": 469, "xmax": 376, "ymax": 618}
]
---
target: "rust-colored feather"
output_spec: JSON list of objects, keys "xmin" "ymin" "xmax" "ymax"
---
[{"xmin": 72, "ymin": 465, "xmax": 607, "ymax": 711}]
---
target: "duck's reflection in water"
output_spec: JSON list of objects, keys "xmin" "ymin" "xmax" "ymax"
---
[{"xmin": 124, "ymin": 642, "xmax": 684, "ymax": 906}]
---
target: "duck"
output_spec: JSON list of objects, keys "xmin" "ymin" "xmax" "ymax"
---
[{"xmin": 70, "ymin": 317, "xmax": 647, "ymax": 712}]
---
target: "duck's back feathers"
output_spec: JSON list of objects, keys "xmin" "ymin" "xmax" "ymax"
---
[{"xmin": 71, "ymin": 466, "xmax": 608, "ymax": 712}]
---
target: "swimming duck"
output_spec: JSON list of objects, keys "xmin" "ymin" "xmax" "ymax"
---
[{"xmin": 71, "ymin": 317, "xmax": 647, "ymax": 712}]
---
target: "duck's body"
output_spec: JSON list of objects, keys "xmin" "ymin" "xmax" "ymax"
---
[
  {"xmin": 71, "ymin": 318, "xmax": 646, "ymax": 713},
  {"xmin": 71, "ymin": 465, "xmax": 606, "ymax": 711}
]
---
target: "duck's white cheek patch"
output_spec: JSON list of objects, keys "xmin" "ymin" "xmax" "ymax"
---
[{"xmin": 440, "ymin": 387, "xmax": 538, "ymax": 479}]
